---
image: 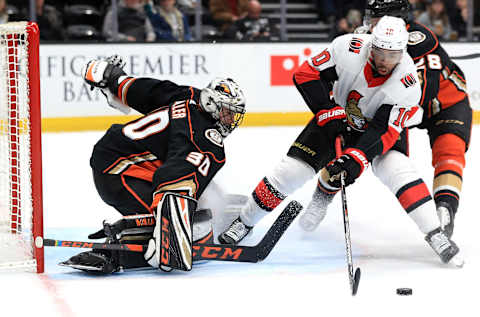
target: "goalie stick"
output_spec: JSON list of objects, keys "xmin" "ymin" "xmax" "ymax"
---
[
  {"xmin": 43, "ymin": 200, "xmax": 302, "ymax": 263},
  {"xmin": 335, "ymin": 136, "xmax": 361, "ymax": 296}
]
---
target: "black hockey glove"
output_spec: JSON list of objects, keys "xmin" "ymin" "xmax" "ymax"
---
[
  {"xmin": 82, "ymin": 55, "xmax": 127, "ymax": 90},
  {"xmin": 326, "ymin": 148, "xmax": 369, "ymax": 187}
]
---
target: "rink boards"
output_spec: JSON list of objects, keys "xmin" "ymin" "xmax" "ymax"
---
[{"xmin": 37, "ymin": 42, "xmax": 480, "ymax": 131}]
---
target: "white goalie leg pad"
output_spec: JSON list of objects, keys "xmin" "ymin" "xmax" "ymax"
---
[
  {"xmin": 372, "ymin": 150, "xmax": 440, "ymax": 234},
  {"xmin": 147, "ymin": 192, "xmax": 197, "ymax": 272},
  {"xmin": 241, "ymin": 156, "xmax": 316, "ymax": 226}
]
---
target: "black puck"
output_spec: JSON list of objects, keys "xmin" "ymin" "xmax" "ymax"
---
[{"xmin": 396, "ymin": 288, "xmax": 412, "ymax": 296}]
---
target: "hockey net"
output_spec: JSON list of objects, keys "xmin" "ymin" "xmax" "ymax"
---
[{"xmin": 0, "ymin": 22, "xmax": 43, "ymax": 273}]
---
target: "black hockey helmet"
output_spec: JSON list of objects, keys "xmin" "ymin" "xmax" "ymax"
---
[{"xmin": 364, "ymin": 0, "xmax": 411, "ymax": 25}]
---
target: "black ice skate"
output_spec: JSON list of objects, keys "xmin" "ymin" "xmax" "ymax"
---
[
  {"xmin": 436, "ymin": 202, "xmax": 455, "ymax": 238},
  {"xmin": 218, "ymin": 217, "xmax": 252, "ymax": 245},
  {"xmin": 59, "ymin": 250, "xmax": 120, "ymax": 274},
  {"xmin": 425, "ymin": 228, "xmax": 464, "ymax": 267}
]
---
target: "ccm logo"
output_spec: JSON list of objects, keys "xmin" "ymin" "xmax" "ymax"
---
[
  {"xmin": 160, "ymin": 217, "xmax": 170, "ymax": 265},
  {"xmin": 192, "ymin": 246, "xmax": 243, "ymax": 260},
  {"xmin": 350, "ymin": 150, "xmax": 369, "ymax": 169}
]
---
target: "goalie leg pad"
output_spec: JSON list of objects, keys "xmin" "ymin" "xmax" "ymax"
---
[{"xmin": 154, "ymin": 193, "xmax": 197, "ymax": 272}]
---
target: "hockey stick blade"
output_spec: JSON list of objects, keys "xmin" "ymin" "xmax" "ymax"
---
[
  {"xmin": 352, "ymin": 268, "xmax": 361, "ymax": 296},
  {"xmin": 44, "ymin": 200, "xmax": 302, "ymax": 263}
]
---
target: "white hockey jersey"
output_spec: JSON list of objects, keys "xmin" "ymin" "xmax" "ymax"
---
[{"xmin": 307, "ymin": 33, "xmax": 422, "ymax": 134}]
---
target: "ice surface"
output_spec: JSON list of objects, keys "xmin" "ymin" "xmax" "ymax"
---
[{"xmin": 1, "ymin": 126, "xmax": 478, "ymax": 317}]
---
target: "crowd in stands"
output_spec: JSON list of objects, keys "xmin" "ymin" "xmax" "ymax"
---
[{"xmin": 0, "ymin": 0, "xmax": 478, "ymax": 42}]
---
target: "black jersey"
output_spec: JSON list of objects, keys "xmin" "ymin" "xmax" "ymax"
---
[
  {"xmin": 406, "ymin": 22, "xmax": 468, "ymax": 119},
  {"xmin": 90, "ymin": 78, "xmax": 226, "ymax": 200}
]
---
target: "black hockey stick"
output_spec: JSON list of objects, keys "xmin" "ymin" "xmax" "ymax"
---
[
  {"xmin": 335, "ymin": 136, "xmax": 361, "ymax": 296},
  {"xmin": 44, "ymin": 200, "xmax": 302, "ymax": 263}
]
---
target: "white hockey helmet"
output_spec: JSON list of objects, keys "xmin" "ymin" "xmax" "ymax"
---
[
  {"xmin": 371, "ymin": 15, "xmax": 408, "ymax": 51},
  {"xmin": 200, "ymin": 78, "xmax": 246, "ymax": 137}
]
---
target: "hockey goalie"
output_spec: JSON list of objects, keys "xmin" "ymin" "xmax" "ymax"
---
[{"xmin": 60, "ymin": 55, "xmax": 247, "ymax": 273}]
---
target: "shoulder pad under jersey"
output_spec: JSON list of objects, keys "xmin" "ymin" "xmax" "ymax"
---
[{"xmin": 406, "ymin": 22, "xmax": 439, "ymax": 60}]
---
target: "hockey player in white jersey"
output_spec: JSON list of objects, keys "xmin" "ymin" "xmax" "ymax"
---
[{"xmin": 218, "ymin": 16, "xmax": 463, "ymax": 266}]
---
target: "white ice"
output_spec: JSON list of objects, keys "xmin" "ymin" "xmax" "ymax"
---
[{"xmin": 1, "ymin": 125, "xmax": 478, "ymax": 317}]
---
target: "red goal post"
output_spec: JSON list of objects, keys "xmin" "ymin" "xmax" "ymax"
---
[{"xmin": 0, "ymin": 22, "xmax": 43, "ymax": 273}]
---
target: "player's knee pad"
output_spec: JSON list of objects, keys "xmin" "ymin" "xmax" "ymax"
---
[
  {"xmin": 372, "ymin": 150, "xmax": 420, "ymax": 194},
  {"xmin": 146, "ymin": 192, "xmax": 197, "ymax": 272},
  {"xmin": 268, "ymin": 156, "xmax": 316, "ymax": 196}
]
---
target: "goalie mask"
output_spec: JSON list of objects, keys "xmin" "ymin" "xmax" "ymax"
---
[{"xmin": 200, "ymin": 78, "xmax": 246, "ymax": 137}]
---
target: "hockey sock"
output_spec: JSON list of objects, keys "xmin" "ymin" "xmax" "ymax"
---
[{"xmin": 432, "ymin": 134, "xmax": 465, "ymax": 214}]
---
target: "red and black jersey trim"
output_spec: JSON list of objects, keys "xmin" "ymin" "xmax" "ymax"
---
[
  {"xmin": 401, "ymin": 73, "xmax": 417, "ymax": 88},
  {"xmin": 395, "ymin": 179, "xmax": 432, "ymax": 213},
  {"xmin": 252, "ymin": 177, "xmax": 287, "ymax": 212},
  {"xmin": 349, "ymin": 37, "xmax": 364, "ymax": 54}
]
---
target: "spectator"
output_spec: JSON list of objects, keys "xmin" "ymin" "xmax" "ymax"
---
[
  {"xmin": 0, "ymin": 0, "xmax": 8, "ymax": 24},
  {"xmin": 224, "ymin": 0, "xmax": 275, "ymax": 41},
  {"xmin": 22, "ymin": 0, "xmax": 65, "ymax": 41},
  {"xmin": 209, "ymin": 0, "xmax": 249, "ymax": 32},
  {"xmin": 417, "ymin": 0, "xmax": 453, "ymax": 40},
  {"xmin": 447, "ymin": 0, "xmax": 471, "ymax": 39},
  {"xmin": 103, "ymin": 0, "xmax": 155, "ymax": 42},
  {"xmin": 314, "ymin": 0, "xmax": 336, "ymax": 24},
  {"xmin": 409, "ymin": 0, "xmax": 426, "ymax": 20},
  {"xmin": 144, "ymin": 0, "xmax": 191, "ymax": 42},
  {"xmin": 329, "ymin": 8, "xmax": 363, "ymax": 40}
]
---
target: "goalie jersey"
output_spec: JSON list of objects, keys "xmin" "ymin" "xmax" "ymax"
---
[
  {"xmin": 294, "ymin": 33, "xmax": 422, "ymax": 161},
  {"xmin": 90, "ymin": 78, "xmax": 226, "ymax": 201}
]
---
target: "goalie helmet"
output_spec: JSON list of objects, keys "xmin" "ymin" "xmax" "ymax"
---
[
  {"xmin": 371, "ymin": 16, "xmax": 408, "ymax": 52},
  {"xmin": 200, "ymin": 78, "xmax": 246, "ymax": 137},
  {"xmin": 364, "ymin": 0, "xmax": 411, "ymax": 26}
]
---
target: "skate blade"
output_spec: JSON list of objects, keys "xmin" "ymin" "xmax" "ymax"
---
[
  {"xmin": 449, "ymin": 254, "xmax": 465, "ymax": 268},
  {"xmin": 58, "ymin": 261, "xmax": 103, "ymax": 272}
]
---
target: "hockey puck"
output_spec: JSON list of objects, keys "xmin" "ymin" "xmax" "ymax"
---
[{"xmin": 396, "ymin": 288, "xmax": 412, "ymax": 296}]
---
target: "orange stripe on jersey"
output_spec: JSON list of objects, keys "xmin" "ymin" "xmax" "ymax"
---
[
  {"xmin": 380, "ymin": 126, "xmax": 400, "ymax": 155},
  {"xmin": 437, "ymin": 76, "xmax": 466, "ymax": 109},
  {"xmin": 123, "ymin": 160, "xmax": 163, "ymax": 182},
  {"xmin": 293, "ymin": 61, "xmax": 320, "ymax": 85},
  {"xmin": 397, "ymin": 181, "xmax": 431, "ymax": 212},
  {"xmin": 117, "ymin": 77, "xmax": 137, "ymax": 105}
]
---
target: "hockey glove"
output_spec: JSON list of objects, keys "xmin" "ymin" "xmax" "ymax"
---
[
  {"xmin": 82, "ymin": 56, "xmax": 126, "ymax": 90},
  {"xmin": 326, "ymin": 148, "xmax": 369, "ymax": 187},
  {"xmin": 315, "ymin": 106, "xmax": 347, "ymax": 134}
]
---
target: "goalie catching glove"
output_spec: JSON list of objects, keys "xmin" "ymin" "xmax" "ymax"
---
[{"xmin": 82, "ymin": 55, "xmax": 131, "ymax": 114}]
